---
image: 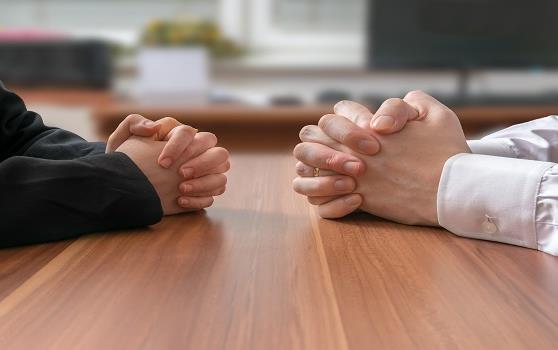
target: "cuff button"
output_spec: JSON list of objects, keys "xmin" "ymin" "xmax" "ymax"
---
[{"xmin": 481, "ymin": 216, "xmax": 498, "ymax": 234}]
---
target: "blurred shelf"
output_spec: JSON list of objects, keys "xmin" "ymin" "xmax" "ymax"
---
[
  {"xmin": 12, "ymin": 88, "xmax": 558, "ymax": 143},
  {"xmin": 10, "ymin": 87, "xmax": 113, "ymax": 107},
  {"xmin": 93, "ymin": 102, "xmax": 558, "ymax": 148}
]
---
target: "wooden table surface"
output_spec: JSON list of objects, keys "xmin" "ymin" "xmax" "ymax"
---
[{"xmin": 1, "ymin": 151, "xmax": 558, "ymax": 349}]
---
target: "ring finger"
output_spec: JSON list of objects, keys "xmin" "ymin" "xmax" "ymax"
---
[{"xmin": 295, "ymin": 161, "xmax": 337, "ymax": 177}]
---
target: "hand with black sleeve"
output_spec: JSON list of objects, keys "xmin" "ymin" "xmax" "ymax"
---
[{"xmin": 0, "ymin": 82, "xmax": 229, "ymax": 248}]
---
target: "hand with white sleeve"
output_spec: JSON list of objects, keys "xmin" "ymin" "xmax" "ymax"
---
[{"xmin": 293, "ymin": 91, "xmax": 470, "ymax": 225}]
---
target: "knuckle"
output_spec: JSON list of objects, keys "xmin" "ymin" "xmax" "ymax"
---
[
  {"xmin": 404, "ymin": 90, "xmax": 425, "ymax": 100},
  {"xmin": 218, "ymin": 147, "xmax": 230, "ymax": 157},
  {"xmin": 299, "ymin": 125, "xmax": 315, "ymax": 140},
  {"xmin": 214, "ymin": 147, "xmax": 230, "ymax": 161},
  {"xmin": 125, "ymin": 114, "xmax": 142, "ymax": 122},
  {"xmin": 325, "ymin": 153, "xmax": 342, "ymax": 169},
  {"xmin": 383, "ymin": 97, "xmax": 405, "ymax": 109},
  {"xmin": 318, "ymin": 114, "xmax": 336, "ymax": 129},
  {"xmin": 173, "ymin": 125, "xmax": 193, "ymax": 136},
  {"xmin": 221, "ymin": 161, "xmax": 231, "ymax": 172},
  {"xmin": 293, "ymin": 143, "xmax": 313, "ymax": 161},
  {"xmin": 334, "ymin": 100, "xmax": 350, "ymax": 111},
  {"xmin": 157, "ymin": 116, "xmax": 180, "ymax": 127},
  {"xmin": 202, "ymin": 132, "xmax": 217, "ymax": 144}
]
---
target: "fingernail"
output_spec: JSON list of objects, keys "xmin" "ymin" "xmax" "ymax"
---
[
  {"xmin": 358, "ymin": 139, "xmax": 379, "ymax": 155},
  {"xmin": 179, "ymin": 198, "xmax": 189, "ymax": 207},
  {"xmin": 181, "ymin": 168, "xmax": 193, "ymax": 178},
  {"xmin": 344, "ymin": 195, "xmax": 361, "ymax": 206},
  {"xmin": 160, "ymin": 158, "xmax": 172, "ymax": 168},
  {"xmin": 181, "ymin": 184, "xmax": 193, "ymax": 193},
  {"xmin": 143, "ymin": 120, "xmax": 155, "ymax": 127},
  {"xmin": 342, "ymin": 161, "xmax": 362, "ymax": 176},
  {"xmin": 372, "ymin": 115, "xmax": 396, "ymax": 131},
  {"xmin": 334, "ymin": 179, "xmax": 353, "ymax": 191}
]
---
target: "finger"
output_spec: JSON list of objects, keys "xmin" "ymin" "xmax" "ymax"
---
[
  {"xmin": 307, "ymin": 196, "xmax": 339, "ymax": 205},
  {"xmin": 317, "ymin": 194, "xmax": 362, "ymax": 219},
  {"xmin": 295, "ymin": 161, "xmax": 337, "ymax": 177},
  {"xmin": 292, "ymin": 175, "xmax": 356, "ymax": 197},
  {"xmin": 208, "ymin": 161, "xmax": 231, "ymax": 175},
  {"xmin": 369, "ymin": 98, "xmax": 420, "ymax": 134},
  {"xmin": 318, "ymin": 114, "xmax": 380, "ymax": 155},
  {"xmin": 177, "ymin": 196, "xmax": 215, "ymax": 210},
  {"xmin": 158, "ymin": 125, "xmax": 197, "ymax": 168},
  {"xmin": 402, "ymin": 90, "xmax": 452, "ymax": 122},
  {"xmin": 187, "ymin": 186, "xmax": 227, "ymax": 197},
  {"xmin": 106, "ymin": 114, "xmax": 161, "ymax": 153},
  {"xmin": 333, "ymin": 100, "xmax": 375, "ymax": 129},
  {"xmin": 154, "ymin": 117, "xmax": 183, "ymax": 139},
  {"xmin": 181, "ymin": 132, "xmax": 218, "ymax": 160},
  {"xmin": 179, "ymin": 147, "xmax": 230, "ymax": 179},
  {"xmin": 179, "ymin": 174, "xmax": 227, "ymax": 195},
  {"xmin": 293, "ymin": 142, "xmax": 365, "ymax": 177},
  {"xmin": 299, "ymin": 125, "xmax": 355, "ymax": 154},
  {"xmin": 191, "ymin": 160, "xmax": 231, "ymax": 178}
]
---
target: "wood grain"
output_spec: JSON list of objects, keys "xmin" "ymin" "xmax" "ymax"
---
[
  {"xmin": 0, "ymin": 154, "xmax": 347, "ymax": 350},
  {"xmin": 0, "ymin": 152, "xmax": 557, "ymax": 349}
]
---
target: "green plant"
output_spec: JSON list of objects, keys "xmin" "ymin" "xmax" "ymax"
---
[{"xmin": 141, "ymin": 18, "xmax": 243, "ymax": 58}]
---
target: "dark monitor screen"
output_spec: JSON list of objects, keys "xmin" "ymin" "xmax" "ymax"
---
[{"xmin": 368, "ymin": 0, "xmax": 558, "ymax": 69}]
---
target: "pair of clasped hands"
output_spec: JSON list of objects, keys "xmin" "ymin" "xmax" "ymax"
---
[
  {"xmin": 105, "ymin": 91, "xmax": 471, "ymax": 227},
  {"xmin": 293, "ymin": 90, "xmax": 471, "ymax": 226},
  {"xmin": 105, "ymin": 114, "xmax": 230, "ymax": 215}
]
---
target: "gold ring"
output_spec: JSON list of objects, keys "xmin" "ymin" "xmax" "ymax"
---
[{"xmin": 313, "ymin": 167, "xmax": 320, "ymax": 177}]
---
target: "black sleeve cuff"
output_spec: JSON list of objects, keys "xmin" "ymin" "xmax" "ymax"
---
[{"xmin": 0, "ymin": 152, "xmax": 163, "ymax": 248}]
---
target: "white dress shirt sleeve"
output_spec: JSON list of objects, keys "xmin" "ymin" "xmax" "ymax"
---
[
  {"xmin": 438, "ymin": 115, "xmax": 558, "ymax": 256},
  {"xmin": 467, "ymin": 115, "xmax": 558, "ymax": 162}
]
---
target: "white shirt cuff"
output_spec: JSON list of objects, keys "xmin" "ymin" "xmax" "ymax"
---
[
  {"xmin": 467, "ymin": 139, "xmax": 517, "ymax": 158},
  {"xmin": 534, "ymin": 165, "xmax": 558, "ymax": 255},
  {"xmin": 437, "ymin": 153, "xmax": 554, "ymax": 249}
]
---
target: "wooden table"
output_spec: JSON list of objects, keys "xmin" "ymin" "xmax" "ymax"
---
[{"xmin": 1, "ymin": 151, "xmax": 558, "ymax": 349}]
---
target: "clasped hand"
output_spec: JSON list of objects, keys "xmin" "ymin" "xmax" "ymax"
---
[
  {"xmin": 293, "ymin": 91, "xmax": 470, "ymax": 226},
  {"xmin": 106, "ymin": 114, "xmax": 230, "ymax": 215}
]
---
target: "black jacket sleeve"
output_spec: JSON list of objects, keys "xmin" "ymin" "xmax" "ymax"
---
[{"xmin": 0, "ymin": 82, "xmax": 163, "ymax": 248}]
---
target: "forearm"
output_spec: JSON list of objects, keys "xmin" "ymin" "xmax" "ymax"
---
[
  {"xmin": 0, "ymin": 81, "xmax": 104, "ymax": 161},
  {"xmin": 0, "ymin": 153, "xmax": 162, "ymax": 248}
]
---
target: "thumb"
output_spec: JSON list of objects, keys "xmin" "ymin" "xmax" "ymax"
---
[
  {"xmin": 402, "ymin": 90, "xmax": 451, "ymax": 123},
  {"xmin": 130, "ymin": 119, "xmax": 162, "ymax": 139},
  {"xmin": 333, "ymin": 100, "xmax": 374, "ymax": 129},
  {"xmin": 369, "ymin": 98, "xmax": 420, "ymax": 134},
  {"xmin": 106, "ymin": 114, "xmax": 160, "ymax": 153}
]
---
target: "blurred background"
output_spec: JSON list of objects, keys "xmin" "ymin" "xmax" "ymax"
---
[{"xmin": 2, "ymin": 0, "xmax": 558, "ymax": 148}]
